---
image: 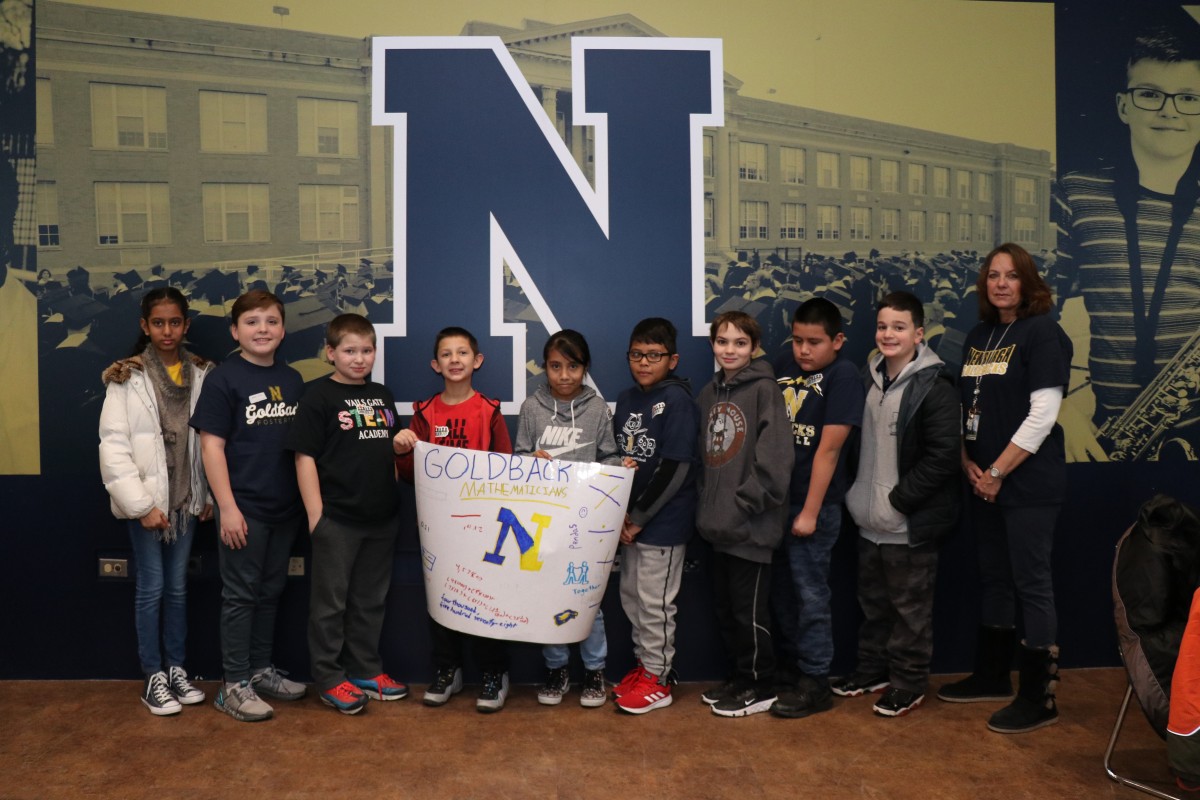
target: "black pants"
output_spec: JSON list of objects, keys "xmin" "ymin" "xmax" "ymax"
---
[
  {"xmin": 854, "ymin": 539, "xmax": 938, "ymax": 693},
  {"xmin": 307, "ymin": 513, "xmax": 398, "ymax": 692},
  {"xmin": 430, "ymin": 619, "xmax": 510, "ymax": 673},
  {"xmin": 217, "ymin": 510, "xmax": 303, "ymax": 683},
  {"xmin": 711, "ymin": 551, "xmax": 775, "ymax": 687}
]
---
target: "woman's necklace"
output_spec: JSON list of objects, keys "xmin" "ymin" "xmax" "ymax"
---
[{"xmin": 965, "ymin": 319, "xmax": 1015, "ymax": 441}]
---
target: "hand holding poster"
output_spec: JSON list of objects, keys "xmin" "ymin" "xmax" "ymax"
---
[{"xmin": 413, "ymin": 441, "xmax": 633, "ymax": 643}]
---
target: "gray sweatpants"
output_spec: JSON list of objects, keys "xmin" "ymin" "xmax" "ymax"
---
[{"xmin": 619, "ymin": 541, "xmax": 686, "ymax": 677}]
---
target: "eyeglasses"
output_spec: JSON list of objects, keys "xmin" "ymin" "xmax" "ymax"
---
[
  {"xmin": 1125, "ymin": 87, "xmax": 1200, "ymax": 116},
  {"xmin": 627, "ymin": 350, "xmax": 672, "ymax": 363}
]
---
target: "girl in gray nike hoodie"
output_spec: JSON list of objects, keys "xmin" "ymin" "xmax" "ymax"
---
[{"xmin": 515, "ymin": 330, "xmax": 622, "ymax": 708}]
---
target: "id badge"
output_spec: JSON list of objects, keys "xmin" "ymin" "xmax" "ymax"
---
[{"xmin": 965, "ymin": 408, "xmax": 980, "ymax": 441}]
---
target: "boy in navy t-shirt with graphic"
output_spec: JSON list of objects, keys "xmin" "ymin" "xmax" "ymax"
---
[
  {"xmin": 611, "ymin": 318, "xmax": 700, "ymax": 715},
  {"xmin": 191, "ymin": 290, "xmax": 308, "ymax": 722},
  {"xmin": 286, "ymin": 313, "xmax": 408, "ymax": 715},
  {"xmin": 770, "ymin": 297, "xmax": 864, "ymax": 719}
]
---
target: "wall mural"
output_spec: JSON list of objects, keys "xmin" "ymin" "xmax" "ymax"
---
[{"xmin": 4, "ymin": 0, "xmax": 1199, "ymax": 678}]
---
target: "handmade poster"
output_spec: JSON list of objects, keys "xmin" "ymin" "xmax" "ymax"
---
[{"xmin": 413, "ymin": 441, "xmax": 633, "ymax": 643}]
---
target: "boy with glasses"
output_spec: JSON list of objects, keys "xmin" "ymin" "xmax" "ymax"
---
[
  {"xmin": 1054, "ymin": 23, "xmax": 1200, "ymax": 461},
  {"xmin": 611, "ymin": 318, "xmax": 700, "ymax": 714}
]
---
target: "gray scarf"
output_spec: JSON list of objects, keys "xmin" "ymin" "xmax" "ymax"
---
[{"xmin": 142, "ymin": 345, "xmax": 192, "ymax": 543}]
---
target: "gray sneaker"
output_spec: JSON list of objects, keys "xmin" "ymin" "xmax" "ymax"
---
[
  {"xmin": 252, "ymin": 666, "xmax": 307, "ymax": 701},
  {"xmin": 214, "ymin": 680, "xmax": 274, "ymax": 722}
]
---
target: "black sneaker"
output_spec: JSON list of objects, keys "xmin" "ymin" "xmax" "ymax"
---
[
  {"xmin": 772, "ymin": 674, "xmax": 833, "ymax": 719},
  {"xmin": 142, "ymin": 671, "xmax": 182, "ymax": 716},
  {"xmin": 166, "ymin": 665, "xmax": 205, "ymax": 705},
  {"xmin": 830, "ymin": 672, "xmax": 890, "ymax": 698},
  {"xmin": 537, "ymin": 666, "xmax": 570, "ymax": 706},
  {"xmin": 423, "ymin": 666, "xmax": 463, "ymax": 707},
  {"xmin": 579, "ymin": 669, "xmax": 606, "ymax": 708},
  {"xmin": 873, "ymin": 687, "xmax": 924, "ymax": 717},
  {"xmin": 711, "ymin": 683, "xmax": 776, "ymax": 717},
  {"xmin": 700, "ymin": 679, "xmax": 738, "ymax": 706},
  {"xmin": 476, "ymin": 671, "xmax": 509, "ymax": 713}
]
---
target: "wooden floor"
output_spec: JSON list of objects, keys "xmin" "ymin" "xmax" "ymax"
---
[{"xmin": 1, "ymin": 669, "xmax": 1180, "ymax": 800}]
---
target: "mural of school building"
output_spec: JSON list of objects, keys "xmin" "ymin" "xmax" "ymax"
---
[{"xmin": 35, "ymin": 0, "xmax": 1055, "ymax": 277}]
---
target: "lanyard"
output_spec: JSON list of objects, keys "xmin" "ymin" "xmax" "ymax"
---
[{"xmin": 1119, "ymin": 184, "xmax": 1198, "ymax": 385}]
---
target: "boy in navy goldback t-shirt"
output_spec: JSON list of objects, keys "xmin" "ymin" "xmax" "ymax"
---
[{"xmin": 190, "ymin": 290, "xmax": 308, "ymax": 722}]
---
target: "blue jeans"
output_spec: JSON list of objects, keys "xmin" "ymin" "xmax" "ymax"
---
[
  {"xmin": 129, "ymin": 517, "xmax": 196, "ymax": 675},
  {"xmin": 770, "ymin": 503, "xmax": 841, "ymax": 678},
  {"xmin": 543, "ymin": 609, "xmax": 607, "ymax": 671}
]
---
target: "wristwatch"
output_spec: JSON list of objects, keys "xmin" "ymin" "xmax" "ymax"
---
[{"xmin": 987, "ymin": 465, "xmax": 1006, "ymax": 479}]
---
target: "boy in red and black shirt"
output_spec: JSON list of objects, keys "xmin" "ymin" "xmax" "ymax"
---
[{"xmin": 394, "ymin": 326, "xmax": 513, "ymax": 712}]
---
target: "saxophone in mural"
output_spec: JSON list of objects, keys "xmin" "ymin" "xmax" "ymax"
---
[{"xmin": 1098, "ymin": 328, "xmax": 1200, "ymax": 462}]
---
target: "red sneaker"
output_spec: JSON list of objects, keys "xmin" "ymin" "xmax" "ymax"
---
[
  {"xmin": 349, "ymin": 673, "xmax": 410, "ymax": 701},
  {"xmin": 612, "ymin": 662, "xmax": 643, "ymax": 700},
  {"xmin": 320, "ymin": 680, "xmax": 368, "ymax": 715},
  {"xmin": 615, "ymin": 670, "xmax": 673, "ymax": 715}
]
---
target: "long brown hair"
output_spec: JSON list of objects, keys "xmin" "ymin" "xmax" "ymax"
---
[{"xmin": 976, "ymin": 243, "xmax": 1054, "ymax": 324}]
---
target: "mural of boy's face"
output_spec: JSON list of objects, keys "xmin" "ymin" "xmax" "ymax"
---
[{"xmin": 1117, "ymin": 58, "xmax": 1200, "ymax": 163}]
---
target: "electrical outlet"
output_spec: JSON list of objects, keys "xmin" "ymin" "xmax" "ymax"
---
[
  {"xmin": 287, "ymin": 557, "xmax": 305, "ymax": 577},
  {"xmin": 99, "ymin": 558, "xmax": 129, "ymax": 578}
]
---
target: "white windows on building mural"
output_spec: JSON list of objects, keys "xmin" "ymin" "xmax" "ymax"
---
[
  {"xmin": 908, "ymin": 210, "xmax": 925, "ymax": 242},
  {"xmin": 780, "ymin": 146, "xmax": 805, "ymax": 185},
  {"xmin": 91, "ymin": 84, "xmax": 167, "ymax": 150},
  {"xmin": 739, "ymin": 200, "xmax": 767, "ymax": 240},
  {"xmin": 704, "ymin": 197, "xmax": 714, "ymax": 239},
  {"xmin": 880, "ymin": 159, "xmax": 899, "ymax": 193},
  {"xmin": 780, "ymin": 203, "xmax": 805, "ymax": 240},
  {"xmin": 203, "ymin": 184, "xmax": 271, "ymax": 243},
  {"xmin": 817, "ymin": 151, "xmax": 839, "ymax": 189},
  {"xmin": 817, "ymin": 205, "xmax": 839, "ymax": 241},
  {"xmin": 200, "ymin": 91, "xmax": 268, "ymax": 153},
  {"xmin": 1014, "ymin": 176, "xmax": 1036, "ymax": 206},
  {"xmin": 958, "ymin": 212, "xmax": 972, "ymax": 242},
  {"xmin": 934, "ymin": 212, "xmax": 950, "ymax": 242},
  {"xmin": 849, "ymin": 206, "xmax": 870, "ymax": 241},
  {"xmin": 880, "ymin": 208, "xmax": 899, "ymax": 242},
  {"xmin": 298, "ymin": 98, "xmax": 358, "ymax": 157},
  {"xmin": 703, "ymin": 135, "xmax": 714, "ymax": 178},
  {"xmin": 37, "ymin": 182, "xmax": 59, "ymax": 247},
  {"xmin": 978, "ymin": 173, "xmax": 994, "ymax": 203},
  {"xmin": 299, "ymin": 185, "xmax": 359, "ymax": 242},
  {"xmin": 908, "ymin": 163, "xmax": 925, "ymax": 196},
  {"xmin": 976, "ymin": 214, "xmax": 993, "ymax": 243},
  {"xmin": 957, "ymin": 170, "xmax": 971, "ymax": 200},
  {"xmin": 1014, "ymin": 216, "xmax": 1037, "ymax": 243},
  {"xmin": 95, "ymin": 183, "xmax": 171, "ymax": 246},
  {"xmin": 36, "ymin": 78, "xmax": 52, "ymax": 146},
  {"xmin": 738, "ymin": 141, "xmax": 766, "ymax": 182},
  {"xmin": 933, "ymin": 166, "xmax": 949, "ymax": 198},
  {"xmin": 849, "ymin": 155, "xmax": 870, "ymax": 191}
]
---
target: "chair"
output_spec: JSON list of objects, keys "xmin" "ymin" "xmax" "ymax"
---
[{"xmin": 1106, "ymin": 495, "xmax": 1200, "ymax": 799}]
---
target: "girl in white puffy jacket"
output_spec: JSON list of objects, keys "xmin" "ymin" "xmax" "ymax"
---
[{"xmin": 99, "ymin": 287, "xmax": 213, "ymax": 716}]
